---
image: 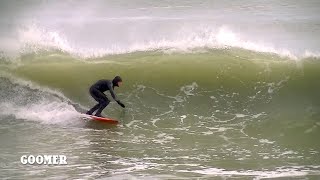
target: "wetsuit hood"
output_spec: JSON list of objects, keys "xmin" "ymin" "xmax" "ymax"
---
[{"xmin": 112, "ymin": 76, "xmax": 122, "ymax": 87}]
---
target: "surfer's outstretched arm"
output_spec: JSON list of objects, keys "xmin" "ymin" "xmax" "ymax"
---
[{"xmin": 107, "ymin": 82, "xmax": 125, "ymax": 108}]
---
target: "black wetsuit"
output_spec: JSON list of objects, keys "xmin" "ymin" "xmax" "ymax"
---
[{"xmin": 87, "ymin": 79, "xmax": 123, "ymax": 116}]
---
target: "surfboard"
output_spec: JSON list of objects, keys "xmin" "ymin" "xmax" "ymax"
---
[{"xmin": 82, "ymin": 114, "xmax": 119, "ymax": 124}]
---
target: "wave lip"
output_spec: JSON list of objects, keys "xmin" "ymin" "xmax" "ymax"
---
[{"xmin": 2, "ymin": 23, "xmax": 319, "ymax": 60}]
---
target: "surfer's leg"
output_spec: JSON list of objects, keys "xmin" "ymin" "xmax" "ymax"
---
[
  {"xmin": 88, "ymin": 88, "xmax": 110, "ymax": 117},
  {"xmin": 87, "ymin": 104, "xmax": 100, "ymax": 115},
  {"xmin": 87, "ymin": 88, "xmax": 104, "ymax": 115},
  {"xmin": 95, "ymin": 98, "xmax": 110, "ymax": 117}
]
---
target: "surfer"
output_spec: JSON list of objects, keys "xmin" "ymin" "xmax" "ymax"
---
[{"xmin": 86, "ymin": 76, "xmax": 125, "ymax": 117}]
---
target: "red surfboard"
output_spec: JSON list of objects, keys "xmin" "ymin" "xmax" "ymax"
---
[{"xmin": 82, "ymin": 114, "xmax": 119, "ymax": 124}]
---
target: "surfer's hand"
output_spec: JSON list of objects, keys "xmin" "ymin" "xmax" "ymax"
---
[
  {"xmin": 119, "ymin": 102, "xmax": 125, "ymax": 108},
  {"xmin": 117, "ymin": 101, "xmax": 125, "ymax": 108}
]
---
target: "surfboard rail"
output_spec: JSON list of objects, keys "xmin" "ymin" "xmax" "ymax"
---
[{"xmin": 81, "ymin": 114, "xmax": 119, "ymax": 124}]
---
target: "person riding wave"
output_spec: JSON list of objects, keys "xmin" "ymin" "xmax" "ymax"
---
[{"xmin": 86, "ymin": 76, "xmax": 125, "ymax": 117}]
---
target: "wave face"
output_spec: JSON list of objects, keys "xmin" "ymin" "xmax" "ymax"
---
[{"xmin": 0, "ymin": 0, "xmax": 320, "ymax": 179}]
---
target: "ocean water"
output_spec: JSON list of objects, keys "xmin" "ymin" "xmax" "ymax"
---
[{"xmin": 0, "ymin": 0, "xmax": 320, "ymax": 179}]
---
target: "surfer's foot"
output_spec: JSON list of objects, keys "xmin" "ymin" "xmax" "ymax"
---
[
  {"xmin": 95, "ymin": 114, "xmax": 104, "ymax": 118},
  {"xmin": 86, "ymin": 111, "xmax": 92, "ymax": 115}
]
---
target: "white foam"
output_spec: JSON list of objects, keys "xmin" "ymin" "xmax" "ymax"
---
[
  {"xmin": 151, "ymin": 117, "xmax": 161, "ymax": 127},
  {"xmin": 251, "ymin": 113, "xmax": 265, "ymax": 119},
  {"xmin": 259, "ymin": 139, "xmax": 275, "ymax": 144},
  {"xmin": 179, "ymin": 115, "xmax": 187, "ymax": 123},
  {"xmin": 179, "ymin": 166, "xmax": 319, "ymax": 179},
  {"xmin": 2, "ymin": 72, "xmax": 59, "ymax": 97},
  {"xmin": 153, "ymin": 133, "xmax": 175, "ymax": 144},
  {"xmin": 235, "ymin": 114, "xmax": 246, "ymax": 118},
  {"xmin": 125, "ymin": 120, "xmax": 141, "ymax": 127},
  {"xmin": 108, "ymin": 158, "xmax": 160, "ymax": 175},
  {"xmin": 3, "ymin": 23, "xmax": 319, "ymax": 60},
  {"xmin": 303, "ymin": 50, "xmax": 320, "ymax": 58},
  {"xmin": 202, "ymin": 131, "xmax": 214, "ymax": 135},
  {"xmin": 207, "ymin": 127, "xmax": 230, "ymax": 132},
  {"xmin": 180, "ymin": 82, "xmax": 198, "ymax": 96},
  {"xmin": 0, "ymin": 73, "xmax": 83, "ymax": 125},
  {"xmin": 0, "ymin": 101, "xmax": 80, "ymax": 125},
  {"xmin": 280, "ymin": 150, "xmax": 297, "ymax": 156}
]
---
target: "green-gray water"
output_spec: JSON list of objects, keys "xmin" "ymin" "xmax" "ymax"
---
[{"xmin": 0, "ymin": 0, "xmax": 320, "ymax": 179}]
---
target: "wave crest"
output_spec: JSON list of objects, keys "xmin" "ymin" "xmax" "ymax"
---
[{"xmin": 1, "ymin": 23, "xmax": 320, "ymax": 60}]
